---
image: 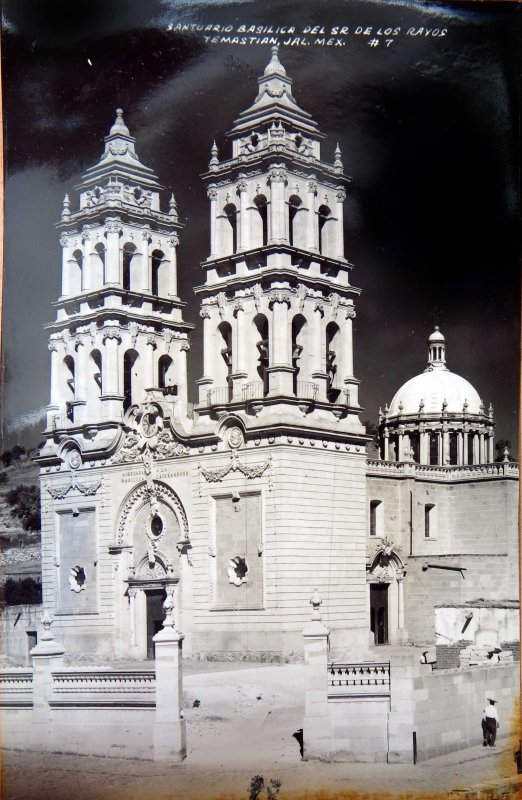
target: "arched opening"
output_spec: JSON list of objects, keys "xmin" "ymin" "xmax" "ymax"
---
[
  {"xmin": 89, "ymin": 349, "xmax": 102, "ymax": 418},
  {"xmin": 449, "ymin": 433, "xmax": 458, "ymax": 465},
  {"xmin": 429, "ymin": 432, "xmax": 439, "ymax": 465},
  {"xmin": 224, "ymin": 204, "xmax": 238, "ymax": 254},
  {"xmin": 158, "ymin": 354, "xmax": 176, "ymax": 394},
  {"xmin": 122, "ymin": 243, "xmax": 138, "ymax": 292},
  {"xmin": 325, "ymin": 322, "xmax": 340, "ymax": 403},
  {"xmin": 63, "ymin": 355, "xmax": 75, "ymax": 421},
  {"xmin": 291, "ymin": 314, "xmax": 307, "ymax": 395},
  {"xmin": 288, "ymin": 195, "xmax": 303, "ymax": 248},
  {"xmin": 123, "ymin": 349, "xmax": 139, "ymax": 412},
  {"xmin": 93, "ymin": 243, "xmax": 105, "ymax": 287},
  {"xmin": 151, "ymin": 250, "xmax": 166, "ymax": 297},
  {"xmin": 253, "ymin": 314, "xmax": 269, "ymax": 396},
  {"xmin": 70, "ymin": 249, "xmax": 83, "ymax": 294},
  {"xmin": 218, "ymin": 321, "xmax": 233, "ymax": 401},
  {"xmin": 254, "ymin": 195, "xmax": 268, "ymax": 247},
  {"xmin": 318, "ymin": 205, "xmax": 332, "ymax": 255}
]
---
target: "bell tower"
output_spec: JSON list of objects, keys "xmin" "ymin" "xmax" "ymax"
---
[
  {"xmin": 41, "ymin": 109, "xmax": 193, "ymax": 456},
  {"xmin": 196, "ymin": 47, "xmax": 363, "ymax": 432}
]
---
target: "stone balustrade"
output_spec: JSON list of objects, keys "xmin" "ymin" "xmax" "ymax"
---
[{"xmin": 366, "ymin": 459, "xmax": 519, "ymax": 481}]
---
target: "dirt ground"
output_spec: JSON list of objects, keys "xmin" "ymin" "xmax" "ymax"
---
[{"xmin": 2, "ymin": 662, "xmax": 520, "ymax": 800}]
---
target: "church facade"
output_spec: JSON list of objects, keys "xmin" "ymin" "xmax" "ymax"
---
[{"xmin": 36, "ymin": 48, "xmax": 518, "ymax": 662}]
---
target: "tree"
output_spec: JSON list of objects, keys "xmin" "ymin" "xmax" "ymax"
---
[{"xmin": 5, "ymin": 484, "xmax": 41, "ymax": 531}]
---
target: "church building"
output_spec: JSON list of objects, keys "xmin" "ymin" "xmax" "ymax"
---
[{"xmin": 36, "ymin": 48, "xmax": 519, "ymax": 662}]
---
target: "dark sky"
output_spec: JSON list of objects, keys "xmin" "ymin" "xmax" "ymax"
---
[{"xmin": 1, "ymin": 0, "xmax": 520, "ymax": 451}]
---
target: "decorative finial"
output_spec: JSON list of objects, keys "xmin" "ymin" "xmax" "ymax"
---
[
  {"xmin": 334, "ymin": 142, "xmax": 343, "ymax": 171},
  {"xmin": 503, "ymin": 446, "xmax": 510, "ymax": 463},
  {"xmin": 398, "ymin": 400, "xmax": 403, "ymax": 414},
  {"xmin": 419, "ymin": 398, "xmax": 425, "ymax": 413},
  {"xmin": 109, "ymin": 107, "xmax": 130, "ymax": 137},
  {"xmin": 378, "ymin": 406, "xmax": 383, "ymax": 422},
  {"xmin": 209, "ymin": 139, "xmax": 219, "ymax": 167},
  {"xmin": 41, "ymin": 609, "xmax": 54, "ymax": 641},
  {"xmin": 169, "ymin": 193, "xmax": 178, "ymax": 219},
  {"xmin": 463, "ymin": 398, "xmax": 469, "ymax": 413},
  {"xmin": 264, "ymin": 44, "xmax": 286, "ymax": 77},
  {"xmin": 488, "ymin": 402, "xmax": 494, "ymax": 419},
  {"xmin": 162, "ymin": 587, "xmax": 176, "ymax": 629},
  {"xmin": 310, "ymin": 587, "xmax": 322, "ymax": 621},
  {"xmin": 442, "ymin": 398, "xmax": 448, "ymax": 412},
  {"xmin": 479, "ymin": 401, "xmax": 485, "ymax": 414},
  {"xmin": 384, "ymin": 403, "xmax": 389, "ymax": 416},
  {"xmin": 62, "ymin": 193, "xmax": 70, "ymax": 219}
]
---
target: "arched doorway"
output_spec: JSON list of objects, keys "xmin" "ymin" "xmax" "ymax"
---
[{"xmin": 367, "ymin": 539, "xmax": 407, "ymax": 646}]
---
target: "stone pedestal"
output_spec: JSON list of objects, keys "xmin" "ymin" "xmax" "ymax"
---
[
  {"xmin": 30, "ymin": 626, "xmax": 65, "ymax": 751},
  {"xmin": 153, "ymin": 626, "xmax": 186, "ymax": 762},
  {"xmin": 302, "ymin": 616, "xmax": 331, "ymax": 761}
]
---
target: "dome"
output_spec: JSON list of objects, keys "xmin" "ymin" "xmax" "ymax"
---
[
  {"xmin": 387, "ymin": 327, "xmax": 484, "ymax": 417},
  {"xmin": 388, "ymin": 369, "xmax": 483, "ymax": 417}
]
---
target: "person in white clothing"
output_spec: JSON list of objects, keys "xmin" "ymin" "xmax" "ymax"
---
[{"xmin": 482, "ymin": 698, "xmax": 499, "ymax": 747}]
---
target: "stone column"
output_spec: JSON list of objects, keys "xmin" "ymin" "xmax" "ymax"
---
[
  {"xmin": 462, "ymin": 429, "xmax": 469, "ymax": 465},
  {"xmin": 153, "ymin": 588, "xmax": 186, "ymax": 762},
  {"xmin": 488, "ymin": 432, "xmax": 494, "ymax": 463},
  {"xmin": 397, "ymin": 575, "xmax": 407, "ymax": 643},
  {"xmin": 267, "ymin": 291, "xmax": 293, "ymax": 396},
  {"xmin": 73, "ymin": 338, "xmax": 88, "ymax": 424},
  {"xmin": 268, "ymin": 168, "xmax": 287, "ymax": 244},
  {"xmin": 81, "ymin": 235, "xmax": 91, "ymax": 292},
  {"xmin": 342, "ymin": 306, "xmax": 355, "ymax": 378},
  {"xmin": 231, "ymin": 301, "xmax": 248, "ymax": 400},
  {"xmin": 140, "ymin": 232, "xmax": 151, "ymax": 293},
  {"xmin": 457, "ymin": 432, "xmax": 464, "ymax": 466},
  {"xmin": 383, "ymin": 429, "xmax": 390, "ymax": 461},
  {"xmin": 177, "ymin": 340, "xmax": 190, "ymax": 405},
  {"xmin": 101, "ymin": 326, "xmax": 123, "ymax": 419},
  {"xmin": 30, "ymin": 610, "xmax": 65, "ymax": 752},
  {"xmin": 144, "ymin": 335, "xmax": 157, "ymax": 391},
  {"xmin": 306, "ymin": 180, "xmax": 318, "ymax": 251},
  {"xmin": 208, "ymin": 187, "xmax": 218, "ymax": 258},
  {"xmin": 197, "ymin": 307, "xmax": 214, "ymax": 405},
  {"xmin": 104, "ymin": 222, "xmax": 122, "ymax": 284},
  {"xmin": 479, "ymin": 432, "xmax": 485, "ymax": 464},
  {"xmin": 128, "ymin": 587, "xmax": 137, "ymax": 647},
  {"xmin": 442, "ymin": 427, "xmax": 449, "ymax": 465},
  {"xmin": 48, "ymin": 342, "xmax": 61, "ymax": 421},
  {"xmin": 398, "ymin": 431, "xmax": 404, "ymax": 462},
  {"xmin": 302, "ymin": 589, "xmax": 331, "ymax": 761},
  {"xmin": 60, "ymin": 236, "xmax": 72, "ymax": 297},
  {"xmin": 311, "ymin": 302, "xmax": 328, "ymax": 402},
  {"xmin": 167, "ymin": 235, "xmax": 178, "ymax": 297},
  {"xmin": 419, "ymin": 430, "xmax": 428, "ymax": 465},
  {"xmin": 335, "ymin": 189, "xmax": 346, "ymax": 260},
  {"xmin": 238, "ymin": 177, "xmax": 250, "ymax": 251}
]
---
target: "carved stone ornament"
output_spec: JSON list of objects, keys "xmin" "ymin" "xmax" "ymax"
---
[
  {"xmin": 268, "ymin": 168, "xmax": 287, "ymax": 184},
  {"xmin": 227, "ymin": 556, "xmax": 248, "ymax": 587},
  {"xmin": 345, "ymin": 306, "xmax": 356, "ymax": 319},
  {"xmin": 200, "ymin": 306, "xmax": 211, "ymax": 319},
  {"xmin": 67, "ymin": 449, "xmax": 82, "ymax": 470},
  {"xmin": 47, "ymin": 472, "xmax": 102, "ymax": 499},
  {"xmin": 227, "ymin": 427, "xmax": 244, "ymax": 449},
  {"xmin": 199, "ymin": 450, "xmax": 272, "ymax": 489},
  {"xmin": 329, "ymin": 293, "xmax": 340, "ymax": 319},
  {"xmin": 102, "ymin": 327, "xmax": 122, "ymax": 344},
  {"xmin": 116, "ymin": 481, "xmax": 190, "ymax": 547},
  {"xmin": 207, "ymin": 188, "xmax": 218, "ymax": 201},
  {"xmin": 180, "ymin": 340, "xmax": 190, "ymax": 351},
  {"xmin": 269, "ymin": 290, "xmax": 291, "ymax": 308},
  {"xmin": 253, "ymin": 283, "xmax": 263, "ymax": 311},
  {"xmin": 297, "ymin": 284, "xmax": 308, "ymax": 312},
  {"xmin": 104, "ymin": 222, "xmax": 123, "ymax": 235},
  {"xmin": 217, "ymin": 292, "xmax": 227, "ymax": 319},
  {"xmin": 112, "ymin": 404, "xmax": 189, "ymax": 467}
]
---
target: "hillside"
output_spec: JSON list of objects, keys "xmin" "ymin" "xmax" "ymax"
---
[{"xmin": 0, "ymin": 449, "xmax": 41, "ymax": 582}]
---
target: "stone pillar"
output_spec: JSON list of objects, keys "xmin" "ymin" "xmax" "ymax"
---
[
  {"xmin": 462, "ymin": 430, "xmax": 469, "ymax": 465},
  {"xmin": 479, "ymin": 432, "xmax": 485, "ymax": 464},
  {"xmin": 48, "ymin": 342, "xmax": 61, "ymax": 409},
  {"xmin": 167, "ymin": 235, "xmax": 178, "ymax": 297},
  {"xmin": 177, "ymin": 340, "xmax": 190, "ymax": 404},
  {"xmin": 457, "ymin": 432, "xmax": 463, "ymax": 466},
  {"xmin": 104, "ymin": 222, "xmax": 122, "ymax": 284},
  {"xmin": 311, "ymin": 302, "xmax": 328, "ymax": 401},
  {"xmin": 30, "ymin": 610, "xmax": 65, "ymax": 752},
  {"xmin": 398, "ymin": 432, "xmax": 404, "ymax": 462},
  {"xmin": 342, "ymin": 306, "xmax": 355, "ymax": 378},
  {"xmin": 197, "ymin": 307, "xmax": 214, "ymax": 404},
  {"xmin": 442, "ymin": 427, "xmax": 449, "ymax": 465},
  {"xmin": 302, "ymin": 589, "xmax": 331, "ymax": 761},
  {"xmin": 267, "ymin": 291, "xmax": 293, "ymax": 396},
  {"xmin": 268, "ymin": 168, "xmax": 287, "ymax": 244},
  {"xmin": 140, "ymin": 232, "xmax": 151, "ymax": 293},
  {"xmin": 397, "ymin": 575, "xmax": 407, "ymax": 643},
  {"xmin": 419, "ymin": 431, "xmax": 428, "ymax": 465},
  {"xmin": 60, "ymin": 236, "xmax": 72, "ymax": 296},
  {"xmin": 81, "ymin": 235, "xmax": 91, "ymax": 292},
  {"xmin": 383, "ymin": 429, "xmax": 390, "ymax": 461},
  {"xmin": 306, "ymin": 180, "xmax": 318, "ymax": 251},
  {"xmin": 101, "ymin": 326, "xmax": 123, "ymax": 419},
  {"xmin": 488, "ymin": 432, "xmax": 494, "ymax": 463},
  {"xmin": 335, "ymin": 189, "xmax": 346, "ymax": 260},
  {"xmin": 238, "ymin": 177, "xmax": 250, "ymax": 251},
  {"xmin": 73, "ymin": 339, "xmax": 88, "ymax": 424},
  {"xmin": 208, "ymin": 187, "xmax": 218, "ymax": 258},
  {"xmin": 144, "ymin": 336, "xmax": 157, "ymax": 390},
  {"xmin": 153, "ymin": 588, "xmax": 186, "ymax": 762},
  {"xmin": 387, "ymin": 658, "xmax": 418, "ymax": 763},
  {"xmin": 231, "ymin": 302, "xmax": 248, "ymax": 400},
  {"xmin": 128, "ymin": 587, "xmax": 137, "ymax": 647}
]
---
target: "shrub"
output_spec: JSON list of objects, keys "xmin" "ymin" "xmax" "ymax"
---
[
  {"xmin": 2, "ymin": 577, "xmax": 42, "ymax": 606},
  {"xmin": 5, "ymin": 484, "xmax": 41, "ymax": 531}
]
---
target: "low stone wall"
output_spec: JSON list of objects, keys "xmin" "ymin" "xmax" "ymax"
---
[
  {"xmin": 0, "ymin": 604, "xmax": 42, "ymax": 665},
  {"xmin": 1, "ymin": 619, "xmax": 186, "ymax": 762}
]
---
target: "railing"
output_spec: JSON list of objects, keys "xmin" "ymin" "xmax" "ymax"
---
[
  {"xmin": 328, "ymin": 662, "xmax": 390, "ymax": 698},
  {"xmin": 297, "ymin": 381, "xmax": 318, "ymax": 401},
  {"xmin": 52, "ymin": 669, "xmax": 155, "ymax": 694},
  {"xmin": 207, "ymin": 387, "xmax": 232, "ymax": 406},
  {"xmin": 367, "ymin": 460, "xmax": 519, "ymax": 479},
  {"xmin": 0, "ymin": 671, "xmax": 33, "ymax": 694},
  {"xmin": 242, "ymin": 381, "xmax": 265, "ymax": 401},
  {"xmin": 51, "ymin": 413, "xmax": 74, "ymax": 430}
]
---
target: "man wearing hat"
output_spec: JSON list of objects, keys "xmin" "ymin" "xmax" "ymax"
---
[{"xmin": 482, "ymin": 694, "xmax": 499, "ymax": 747}]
